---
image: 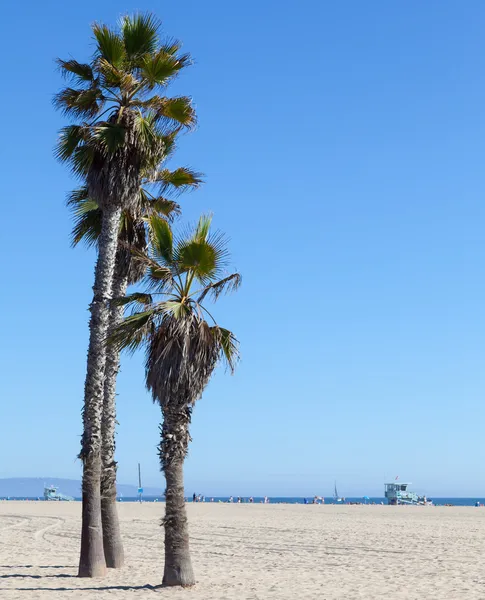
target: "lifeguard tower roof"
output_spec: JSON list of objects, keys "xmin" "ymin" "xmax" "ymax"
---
[{"xmin": 385, "ymin": 482, "xmax": 411, "ymax": 485}]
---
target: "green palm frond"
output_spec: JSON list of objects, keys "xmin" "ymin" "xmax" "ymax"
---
[
  {"xmin": 212, "ymin": 326, "xmax": 239, "ymax": 372},
  {"xmin": 109, "ymin": 310, "xmax": 155, "ymax": 353},
  {"xmin": 175, "ymin": 217, "xmax": 229, "ymax": 281},
  {"xmin": 150, "ymin": 197, "xmax": 181, "ymax": 220},
  {"xmin": 154, "ymin": 167, "xmax": 203, "ymax": 195},
  {"xmin": 66, "ymin": 185, "xmax": 90, "ymax": 207},
  {"xmin": 53, "ymin": 87, "xmax": 105, "ymax": 118},
  {"xmin": 138, "ymin": 96, "xmax": 196, "ymax": 129},
  {"xmin": 92, "ymin": 122, "xmax": 126, "ymax": 153},
  {"xmin": 133, "ymin": 112, "xmax": 159, "ymax": 148},
  {"xmin": 138, "ymin": 188, "xmax": 181, "ymax": 220},
  {"xmin": 54, "ymin": 125, "xmax": 88, "ymax": 162},
  {"xmin": 175, "ymin": 239, "xmax": 218, "ymax": 280},
  {"xmin": 164, "ymin": 300, "xmax": 191, "ymax": 319},
  {"xmin": 121, "ymin": 13, "xmax": 161, "ymax": 59},
  {"xmin": 192, "ymin": 214, "xmax": 212, "ymax": 242},
  {"xmin": 140, "ymin": 49, "xmax": 191, "ymax": 88},
  {"xmin": 92, "ymin": 23, "xmax": 126, "ymax": 67},
  {"xmin": 98, "ymin": 58, "xmax": 137, "ymax": 90},
  {"xmin": 66, "ymin": 186, "xmax": 101, "ymax": 247},
  {"xmin": 57, "ymin": 59, "xmax": 94, "ymax": 83},
  {"xmin": 158, "ymin": 38, "xmax": 183, "ymax": 56},
  {"xmin": 71, "ymin": 205, "xmax": 103, "ymax": 247},
  {"xmin": 149, "ymin": 214, "xmax": 173, "ymax": 264},
  {"xmin": 70, "ymin": 144, "xmax": 96, "ymax": 177}
]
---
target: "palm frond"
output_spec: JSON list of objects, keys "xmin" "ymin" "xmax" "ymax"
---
[
  {"xmin": 70, "ymin": 144, "xmax": 95, "ymax": 177},
  {"xmin": 151, "ymin": 197, "xmax": 181, "ymax": 220},
  {"xmin": 164, "ymin": 300, "xmax": 191, "ymax": 319},
  {"xmin": 175, "ymin": 239, "xmax": 217, "ymax": 279},
  {"xmin": 66, "ymin": 185, "xmax": 90, "ymax": 207},
  {"xmin": 121, "ymin": 13, "xmax": 161, "ymax": 59},
  {"xmin": 54, "ymin": 87, "xmax": 104, "ymax": 118},
  {"xmin": 109, "ymin": 310, "xmax": 154, "ymax": 353},
  {"xmin": 111, "ymin": 292, "xmax": 153, "ymax": 309},
  {"xmin": 133, "ymin": 112, "xmax": 159, "ymax": 148},
  {"xmin": 137, "ymin": 252, "xmax": 177, "ymax": 292},
  {"xmin": 57, "ymin": 59, "xmax": 94, "ymax": 83},
  {"xmin": 140, "ymin": 96, "xmax": 196, "ymax": 129},
  {"xmin": 138, "ymin": 188, "xmax": 181, "ymax": 220},
  {"xmin": 212, "ymin": 326, "xmax": 239, "ymax": 373},
  {"xmin": 92, "ymin": 122, "xmax": 126, "ymax": 153},
  {"xmin": 54, "ymin": 125, "xmax": 88, "ymax": 162},
  {"xmin": 158, "ymin": 38, "xmax": 183, "ymax": 56},
  {"xmin": 92, "ymin": 23, "xmax": 126, "ymax": 68},
  {"xmin": 197, "ymin": 272, "xmax": 242, "ymax": 303},
  {"xmin": 149, "ymin": 215, "xmax": 173, "ymax": 264},
  {"xmin": 66, "ymin": 186, "xmax": 101, "ymax": 247},
  {"xmin": 98, "ymin": 58, "xmax": 137, "ymax": 90},
  {"xmin": 71, "ymin": 204, "xmax": 103, "ymax": 247},
  {"xmin": 154, "ymin": 167, "xmax": 203, "ymax": 195},
  {"xmin": 192, "ymin": 214, "xmax": 212, "ymax": 242},
  {"xmin": 140, "ymin": 49, "xmax": 191, "ymax": 88}
]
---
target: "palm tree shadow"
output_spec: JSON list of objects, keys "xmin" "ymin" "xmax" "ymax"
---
[
  {"xmin": 0, "ymin": 566, "xmax": 75, "ymax": 569},
  {"xmin": 0, "ymin": 574, "xmax": 75, "ymax": 579},
  {"xmin": 0, "ymin": 584, "xmax": 163, "ymax": 592}
]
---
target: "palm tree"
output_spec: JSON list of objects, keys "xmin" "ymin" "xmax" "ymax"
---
[
  {"xmin": 55, "ymin": 13, "xmax": 195, "ymax": 577},
  {"xmin": 111, "ymin": 215, "xmax": 240, "ymax": 586},
  {"xmin": 68, "ymin": 162, "xmax": 201, "ymax": 569}
]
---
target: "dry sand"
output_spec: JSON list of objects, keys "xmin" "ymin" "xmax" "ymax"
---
[{"xmin": 1, "ymin": 501, "xmax": 485, "ymax": 599}]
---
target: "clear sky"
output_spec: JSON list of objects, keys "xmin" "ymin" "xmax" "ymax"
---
[{"xmin": 1, "ymin": 0, "xmax": 484, "ymax": 498}]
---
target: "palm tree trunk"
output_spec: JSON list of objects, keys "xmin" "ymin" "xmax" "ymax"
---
[
  {"xmin": 100, "ymin": 269, "xmax": 129, "ymax": 568},
  {"xmin": 79, "ymin": 204, "xmax": 122, "ymax": 578},
  {"xmin": 160, "ymin": 405, "xmax": 195, "ymax": 587}
]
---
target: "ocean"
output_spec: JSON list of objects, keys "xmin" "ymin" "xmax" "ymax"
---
[{"xmin": 1, "ymin": 496, "xmax": 485, "ymax": 506}]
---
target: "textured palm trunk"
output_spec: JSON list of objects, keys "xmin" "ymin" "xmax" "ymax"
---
[
  {"xmin": 79, "ymin": 204, "xmax": 122, "ymax": 578},
  {"xmin": 160, "ymin": 406, "xmax": 195, "ymax": 587},
  {"xmin": 100, "ymin": 269, "xmax": 129, "ymax": 568}
]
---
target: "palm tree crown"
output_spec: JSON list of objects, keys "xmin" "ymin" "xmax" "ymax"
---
[
  {"xmin": 112, "ymin": 214, "xmax": 240, "ymax": 408},
  {"xmin": 54, "ymin": 13, "xmax": 195, "ymax": 211}
]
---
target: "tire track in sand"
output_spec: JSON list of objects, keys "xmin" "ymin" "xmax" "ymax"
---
[
  {"xmin": 34, "ymin": 517, "xmax": 66, "ymax": 546},
  {"xmin": 0, "ymin": 516, "xmax": 32, "ymax": 532}
]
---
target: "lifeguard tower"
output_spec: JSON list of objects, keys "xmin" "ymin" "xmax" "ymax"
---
[
  {"xmin": 384, "ymin": 482, "xmax": 419, "ymax": 505},
  {"xmin": 43, "ymin": 485, "xmax": 73, "ymax": 501}
]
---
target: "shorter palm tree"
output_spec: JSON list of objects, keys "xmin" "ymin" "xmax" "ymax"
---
[{"xmin": 112, "ymin": 214, "xmax": 240, "ymax": 586}]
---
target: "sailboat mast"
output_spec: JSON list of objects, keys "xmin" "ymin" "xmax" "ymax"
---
[{"xmin": 138, "ymin": 463, "xmax": 143, "ymax": 503}]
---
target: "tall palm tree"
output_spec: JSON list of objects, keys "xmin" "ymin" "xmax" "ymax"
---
[
  {"xmin": 68, "ymin": 162, "xmax": 201, "ymax": 568},
  {"xmin": 55, "ymin": 13, "xmax": 195, "ymax": 577},
  {"xmin": 111, "ymin": 215, "xmax": 240, "ymax": 586}
]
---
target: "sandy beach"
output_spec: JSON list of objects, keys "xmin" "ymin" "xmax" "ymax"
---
[{"xmin": 0, "ymin": 501, "xmax": 484, "ymax": 599}]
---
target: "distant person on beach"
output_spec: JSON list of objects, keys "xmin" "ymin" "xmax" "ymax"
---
[
  {"xmin": 193, "ymin": 493, "xmax": 197, "ymax": 503},
  {"xmin": 249, "ymin": 497, "xmax": 254, "ymax": 503}
]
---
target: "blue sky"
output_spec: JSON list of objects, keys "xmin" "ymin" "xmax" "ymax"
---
[{"xmin": 1, "ymin": 0, "xmax": 484, "ymax": 497}]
